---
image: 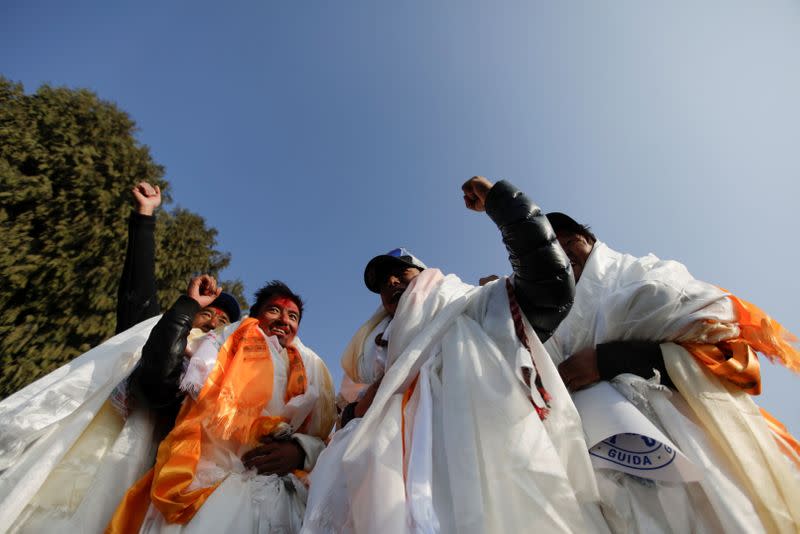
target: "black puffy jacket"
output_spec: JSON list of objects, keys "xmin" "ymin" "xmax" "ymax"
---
[
  {"xmin": 127, "ymin": 295, "xmax": 200, "ymax": 430},
  {"xmin": 485, "ymin": 180, "xmax": 575, "ymax": 343},
  {"xmin": 340, "ymin": 180, "xmax": 575, "ymax": 427}
]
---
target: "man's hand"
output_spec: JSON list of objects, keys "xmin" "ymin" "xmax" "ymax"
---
[
  {"xmin": 187, "ymin": 274, "xmax": 222, "ymax": 308},
  {"xmin": 131, "ymin": 181, "xmax": 162, "ymax": 216},
  {"xmin": 354, "ymin": 376, "xmax": 382, "ymax": 418},
  {"xmin": 479, "ymin": 275, "xmax": 499, "ymax": 286},
  {"xmin": 241, "ymin": 436, "xmax": 306, "ymax": 475},
  {"xmin": 558, "ymin": 346, "xmax": 600, "ymax": 392},
  {"xmin": 462, "ymin": 176, "xmax": 494, "ymax": 212}
]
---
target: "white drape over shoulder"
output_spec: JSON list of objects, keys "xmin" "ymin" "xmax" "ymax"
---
[
  {"xmin": 544, "ymin": 242, "xmax": 800, "ymax": 534},
  {"xmin": 136, "ymin": 326, "xmax": 335, "ymax": 534},
  {"xmin": 304, "ymin": 269, "xmax": 599, "ymax": 534},
  {"xmin": 544, "ymin": 242, "xmax": 735, "ymax": 367},
  {"xmin": 0, "ymin": 316, "xmax": 161, "ymax": 533}
]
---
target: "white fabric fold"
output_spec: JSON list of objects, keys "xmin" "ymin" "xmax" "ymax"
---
[
  {"xmin": 545, "ymin": 241, "xmax": 734, "ymax": 367},
  {"xmin": 544, "ymin": 242, "xmax": 798, "ymax": 533},
  {"xmin": 304, "ymin": 269, "xmax": 597, "ymax": 533},
  {"xmin": 137, "ymin": 326, "xmax": 335, "ymax": 534},
  {"xmin": 0, "ymin": 316, "xmax": 161, "ymax": 531},
  {"xmin": 662, "ymin": 342, "xmax": 800, "ymax": 533}
]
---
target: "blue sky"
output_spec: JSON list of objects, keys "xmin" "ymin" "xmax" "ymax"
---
[{"xmin": 2, "ymin": 1, "xmax": 799, "ymax": 433}]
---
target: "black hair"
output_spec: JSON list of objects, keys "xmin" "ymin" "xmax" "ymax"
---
[
  {"xmin": 546, "ymin": 212, "xmax": 597, "ymax": 244},
  {"xmin": 250, "ymin": 280, "xmax": 305, "ymax": 320}
]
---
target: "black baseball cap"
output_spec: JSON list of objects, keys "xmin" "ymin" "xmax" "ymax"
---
[
  {"xmin": 208, "ymin": 292, "xmax": 241, "ymax": 322},
  {"xmin": 364, "ymin": 247, "xmax": 427, "ymax": 293},
  {"xmin": 546, "ymin": 212, "xmax": 597, "ymax": 243}
]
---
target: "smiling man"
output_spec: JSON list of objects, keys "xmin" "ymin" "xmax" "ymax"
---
[
  {"xmin": 304, "ymin": 177, "xmax": 605, "ymax": 533},
  {"xmin": 253, "ymin": 283, "xmax": 302, "ymax": 345},
  {"xmin": 110, "ymin": 280, "xmax": 336, "ymax": 533}
]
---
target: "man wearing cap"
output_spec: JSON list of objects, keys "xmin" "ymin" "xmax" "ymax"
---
[
  {"xmin": 108, "ymin": 280, "xmax": 336, "ymax": 533},
  {"xmin": 0, "ymin": 187, "xmax": 246, "ymax": 532},
  {"xmin": 543, "ymin": 212, "xmax": 800, "ymax": 533},
  {"xmin": 303, "ymin": 177, "xmax": 603, "ymax": 533},
  {"xmin": 125, "ymin": 273, "xmax": 241, "ymax": 436}
]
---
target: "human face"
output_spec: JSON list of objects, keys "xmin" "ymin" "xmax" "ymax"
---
[
  {"xmin": 379, "ymin": 265, "xmax": 422, "ymax": 317},
  {"xmin": 256, "ymin": 296, "xmax": 301, "ymax": 347},
  {"xmin": 556, "ymin": 232, "xmax": 594, "ymax": 283},
  {"xmin": 192, "ymin": 307, "xmax": 231, "ymax": 332}
]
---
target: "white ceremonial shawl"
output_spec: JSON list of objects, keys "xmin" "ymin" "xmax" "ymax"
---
[
  {"xmin": 304, "ymin": 269, "xmax": 598, "ymax": 534},
  {"xmin": 179, "ymin": 327, "xmax": 336, "ymax": 442},
  {"xmin": 544, "ymin": 242, "xmax": 800, "ymax": 534},
  {"xmin": 0, "ymin": 315, "xmax": 161, "ymax": 533},
  {"xmin": 133, "ymin": 328, "xmax": 336, "ymax": 534},
  {"xmin": 0, "ymin": 315, "xmax": 336, "ymax": 534},
  {"xmin": 544, "ymin": 241, "xmax": 735, "ymax": 365},
  {"xmin": 662, "ymin": 343, "xmax": 800, "ymax": 533}
]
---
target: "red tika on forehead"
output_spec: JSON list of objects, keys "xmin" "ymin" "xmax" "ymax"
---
[{"xmin": 267, "ymin": 296, "xmax": 300, "ymax": 312}]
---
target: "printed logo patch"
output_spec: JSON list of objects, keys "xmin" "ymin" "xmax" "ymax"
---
[{"xmin": 590, "ymin": 433, "xmax": 676, "ymax": 471}]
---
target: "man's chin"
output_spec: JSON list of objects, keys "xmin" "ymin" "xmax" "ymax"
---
[{"xmin": 274, "ymin": 335, "xmax": 294, "ymax": 348}]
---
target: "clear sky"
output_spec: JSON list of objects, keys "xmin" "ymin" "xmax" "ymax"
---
[{"xmin": 2, "ymin": 1, "xmax": 799, "ymax": 433}]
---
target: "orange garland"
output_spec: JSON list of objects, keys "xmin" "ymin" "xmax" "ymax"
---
[
  {"xmin": 760, "ymin": 407, "xmax": 800, "ymax": 471},
  {"xmin": 682, "ymin": 293, "xmax": 800, "ymax": 395},
  {"xmin": 107, "ymin": 318, "xmax": 308, "ymax": 532},
  {"xmin": 681, "ymin": 293, "xmax": 800, "ymax": 469},
  {"xmin": 682, "ymin": 340, "xmax": 762, "ymax": 394}
]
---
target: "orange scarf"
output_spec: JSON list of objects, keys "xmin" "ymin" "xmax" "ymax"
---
[
  {"xmin": 107, "ymin": 318, "xmax": 308, "ymax": 532},
  {"xmin": 681, "ymin": 293, "xmax": 800, "ymax": 395},
  {"xmin": 680, "ymin": 294, "xmax": 800, "ymax": 467}
]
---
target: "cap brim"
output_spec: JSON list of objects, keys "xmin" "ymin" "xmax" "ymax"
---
[
  {"xmin": 210, "ymin": 292, "xmax": 241, "ymax": 322},
  {"xmin": 545, "ymin": 212, "xmax": 583, "ymax": 234},
  {"xmin": 364, "ymin": 255, "xmax": 418, "ymax": 293}
]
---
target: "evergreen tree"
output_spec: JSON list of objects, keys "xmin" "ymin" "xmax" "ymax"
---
[{"xmin": 0, "ymin": 78, "xmax": 246, "ymax": 397}]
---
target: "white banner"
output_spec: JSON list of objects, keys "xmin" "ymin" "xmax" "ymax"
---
[{"xmin": 572, "ymin": 382, "xmax": 703, "ymax": 482}]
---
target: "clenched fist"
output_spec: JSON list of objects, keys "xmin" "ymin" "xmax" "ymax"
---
[
  {"xmin": 461, "ymin": 176, "xmax": 494, "ymax": 212},
  {"xmin": 187, "ymin": 274, "xmax": 222, "ymax": 308},
  {"xmin": 132, "ymin": 181, "xmax": 162, "ymax": 216}
]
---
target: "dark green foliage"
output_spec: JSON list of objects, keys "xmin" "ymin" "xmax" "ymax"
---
[
  {"xmin": 154, "ymin": 208, "xmax": 247, "ymax": 313},
  {"xmin": 0, "ymin": 78, "xmax": 246, "ymax": 397}
]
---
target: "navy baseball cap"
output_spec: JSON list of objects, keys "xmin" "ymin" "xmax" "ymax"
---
[
  {"xmin": 545, "ymin": 212, "xmax": 583, "ymax": 234},
  {"xmin": 208, "ymin": 292, "xmax": 241, "ymax": 322},
  {"xmin": 546, "ymin": 212, "xmax": 597, "ymax": 242},
  {"xmin": 364, "ymin": 247, "xmax": 427, "ymax": 293}
]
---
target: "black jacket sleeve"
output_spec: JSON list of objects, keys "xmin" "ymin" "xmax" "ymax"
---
[
  {"xmin": 128, "ymin": 295, "xmax": 200, "ymax": 412},
  {"xmin": 485, "ymin": 180, "xmax": 575, "ymax": 342},
  {"xmin": 116, "ymin": 212, "xmax": 160, "ymax": 334},
  {"xmin": 596, "ymin": 341, "xmax": 675, "ymax": 389}
]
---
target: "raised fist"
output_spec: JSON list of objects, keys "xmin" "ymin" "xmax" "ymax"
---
[
  {"xmin": 132, "ymin": 181, "xmax": 162, "ymax": 216},
  {"xmin": 461, "ymin": 176, "xmax": 494, "ymax": 212},
  {"xmin": 187, "ymin": 274, "xmax": 222, "ymax": 309}
]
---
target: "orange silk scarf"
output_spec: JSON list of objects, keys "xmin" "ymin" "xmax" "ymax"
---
[
  {"xmin": 681, "ymin": 293, "xmax": 800, "ymax": 395},
  {"xmin": 760, "ymin": 407, "xmax": 800, "ymax": 471},
  {"xmin": 679, "ymin": 294, "xmax": 800, "ymax": 468},
  {"xmin": 107, "ymin": 318, "xmax": 308, "ymax": 532}
]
